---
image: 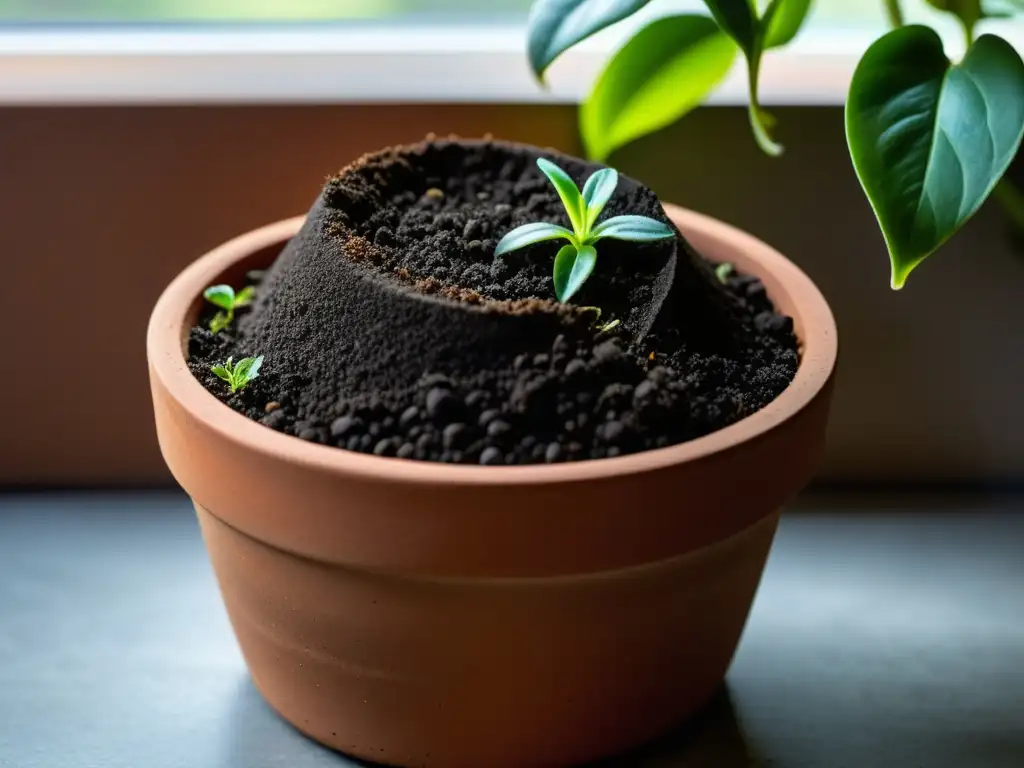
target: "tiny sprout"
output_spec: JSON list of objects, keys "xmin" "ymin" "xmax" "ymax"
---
[
  {"xmin": 211, "ymin": 355, "xmax": 264, "ymax": 394},
  {"xmin": 204, "ymin": 284, "xmax": 255, "ymax": 333},
  {"xmin": 596, "ymin": 318, "xmax": 621, "ymax": 333},
  {"xmin": 715, "ymin": 263, "xmax": 734, "ymax": 283},
  {"xmin": 495, "ymin": 158, "xmax": 674, "ymax": 302}
]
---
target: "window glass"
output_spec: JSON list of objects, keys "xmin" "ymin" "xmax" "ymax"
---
[{"xmin": 0, "ymin": 1, "xmax": 956, "ymax": 28}]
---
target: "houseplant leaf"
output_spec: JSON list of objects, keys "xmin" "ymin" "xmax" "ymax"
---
[
  {"xmin": 701, "ymin": 0, "xmax": 758, "ymax": 51},
  {"xmin": 580, "ymin": 14, "xmax": 737, "ymax": 161},
  {"xmin": 526, "ymin": 0, "xmax": 653, "ymax": 79},
  {"xmin": 581, "ymin": 168, "xmax": 619, "ymax": 227},
  {"xmin": 701, "ymin": 0, "xmax": 783, "ymax": 155},
  {"xmin": 203, "ymin": 285, "xmax": 235, "ymax": 311},
  {"xmin": 553, "ymin": 244, "xmax": 597, "ymax": 302},
  {"xmin": 763, "ymin": 0, "xmax": 814, "ymax": 49},
  {"xmin": 537, "ymin": 158, "xmax": 586, "ymax": 233},
  {"xmin": 846, "ymin": 27, "xmax": 1024, "ymax": 288},
  {"xmin": 495, "ymin": 222, "xmax": 575, "ymax": 255},
  {"xmin": 591, "ymin": 215, "xmax": 675, "ymax": 241}
]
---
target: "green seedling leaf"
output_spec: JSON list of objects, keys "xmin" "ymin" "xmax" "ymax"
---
[
  {"xmin": 209, "ymin": 311, "xmax": 231, "ymax": 334},
  {"xmin": 203, "ymin": 284, "xmax": 235, "ymax": 311},
  {"xmin": 554, "ymin": 244, "xmax": 597, "ymax": 302},
  {"xmin": 537, "ymin": 158, "xmax": 586, "ymax": 234},
  {"xmin": 597, "ymin": 318, "xmax": 621, "ymax": 333},
  {"xmin": 715, "ymin": 262, "xmax": 735, "ymax": 282},
  {"xmin": 581, "ymin": 167, "xmax": 619, "ymax": 227},
  {"xmin": 211, "ymin": 363, "xmax": 231, "ymax": 382},
  {"xmin": 234, "ymin": 355, "xmax": 264, "ymax": 387},
  {"xmin": 591, "ymin": 214, "xmax": 675, "ymax": 241},
  {"xmin": 527, "ymin": 0, "xmax": 654, "ymax": 79},
  {"xmin": 552, "ymin": 244, "xmax": 578, "ymax": 302},
  {"xmin": 763, "ymin": 0, "xmax": 814, "ymax": 49},
  {"xmin": 495, "ymin": 222, "xmax": 575, "ymax": 255},
  {"xmin": 235, "ymin": 285, "xmax": 256, "ymax": 307},
  {"xmin": 581, "ymin": 14, "xmax": 737, "ymax": 162},
  {"xmin": 846, "ymin": 27, "xmax": 1024, "ymax": 288}
]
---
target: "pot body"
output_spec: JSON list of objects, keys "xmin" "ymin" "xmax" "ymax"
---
[{"xmin": 148, "ymin": 205, "xmax": 837, "ymax": 767}]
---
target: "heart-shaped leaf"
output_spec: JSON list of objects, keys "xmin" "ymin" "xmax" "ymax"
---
[
  {"xmin": 581, "ymin": 14, "xmax": 737, "ymax": 161},
  {"xmin": 846, "ymin": 27, "xmax": 1024, "ymax": 288},
  {"xmin": 763, "ymin": 0, "xmax": 814, "ymax": 49},
  {"xmin": 495, "ymin": 222, "xmax": 574, "ymax": 256},
  {"xmin": 203, "ymin": 284, "xmax": 235, "ymax": 311},
  {"xmin": 581, "ymin": 167, "xmax": 619, "ymax": 227},
  {"xmin": 591, "ymin": 214, "xmax": 675, "ymax": 241},
  {"xmin": 553, "ymin": 244, "xmax": 597, "ymax": 302},
  {"xmin": 527, "ymin": 0, "xmax": 653, "ymax": 79},
  {"xmin": 537, "ymin": 157, "xmax": 586, "ymax": 234}
]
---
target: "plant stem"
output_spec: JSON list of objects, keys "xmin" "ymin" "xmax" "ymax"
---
[{"xmin": 883, "ymin": 0, "xmax": 904, "ymax": 28}]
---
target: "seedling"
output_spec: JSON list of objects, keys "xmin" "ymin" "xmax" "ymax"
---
[
  {"xmin": 211, "ymin": 355, "xmax": 264, "ymax": 394},
  {"xmin": 581, "ymin": 305, "xmax": 622, "ymax": 334},
  {"xmin": 204, "ymin": 284, "xmax": 255, "ymax": 333},
  {"xmin": 715, "ymin": 263, "xmax": 734, "ymax": 283},
  {"xmin": 494, "ymin": 158, "xmax": 674, "ymax": 302}
]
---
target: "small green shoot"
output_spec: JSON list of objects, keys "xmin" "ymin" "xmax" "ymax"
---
[
  {"xmin": 211, "ymin": 355, "xmax": 264, "ymax": 394},
  {"xmin": 494, "ymin": 158, "xmax": 674, "ymax": 302},
  {"xmin": 715, "ymin": 262, "xmax": 734, "ymax": 283},
  {"xmin": 204, "ymin": 284, "xmax": 255, "ymax": 333},
  {"xmin": 596, "ymin": 318, "xmax": 621, "ymax": 333}
]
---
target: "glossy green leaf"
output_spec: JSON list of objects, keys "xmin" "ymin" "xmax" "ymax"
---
[
  {"xmin": 846, "ymin": 28, "xmax": 1024, "ymax": 288},
  {"xmin": 526, "ymin": 0, "xmax": 653, "ymax": 79},
  {"xmin": 553, "ymin": 244, "xmax": 597, "ymax": 302},
  {"xmin": 580, "ymin": 14, "xmax": 737, "ymax": 162},
  {"xmin": 211, "ymin": 364, "xmax": 231, "ymax": 382},
  {"xmin": 701, "ymin": 0, "xmax": 758, "ymax": 52},
  {"xmin": 203, "ymin": 284, "xmax": 235, "ymax": 311},
  {"xmin": 495, "ymin": 222, "xmax": 575, "ymax": 255},
  {"xmin": 581, "ymin": 167, "xmax": 619, "ymax": 228},
  {"xmin": 590, "ymin": 214, "xmax": 675, "ymax": 241},
  {"xmin": 234, "ymin": 285, "xmax": 256, "ymax": 306},
  {"xmin": 763, "ymin": 0, "xmax": 814, "ymax": 49},
  {"xmin": 536, "ymin": 158, "xmax": 586, "ymax": 233}
]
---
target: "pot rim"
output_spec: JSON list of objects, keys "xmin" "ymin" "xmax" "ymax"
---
[{"xmin": 147, "ymin": 204, "xmax": 837, "ymax": 488}]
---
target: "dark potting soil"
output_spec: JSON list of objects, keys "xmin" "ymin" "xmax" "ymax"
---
[{"xmin": 187, "ymin": 139, "xmax": 799, "ymax": 465}]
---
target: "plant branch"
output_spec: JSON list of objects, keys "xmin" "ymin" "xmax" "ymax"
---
[{"xmin": 883, "ymin": 0, "xmax": 904, "ymax": 29}]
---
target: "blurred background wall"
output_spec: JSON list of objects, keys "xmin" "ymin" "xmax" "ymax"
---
[{"xmin": 1, "ymin": 104, "xmax": 1021, "ymax": 487}]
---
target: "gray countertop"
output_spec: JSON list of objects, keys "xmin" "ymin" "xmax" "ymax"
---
[{"xmin": 1, "ymin": 493, "xmax": 1022, "ymax": 768}]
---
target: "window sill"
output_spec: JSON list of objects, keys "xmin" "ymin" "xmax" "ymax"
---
[
  {"xmin": 2, "ymin": 23, "xmax": 1020, "ymax": 106},
  {"xmin": 0, "ymin": 23, "xmax": 1019, "ymax": 107}
]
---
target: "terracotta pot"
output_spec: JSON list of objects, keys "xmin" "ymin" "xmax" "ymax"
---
[{"xmin": 148, "ymin": 205, "xmax": 837, "ymax": 768}]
